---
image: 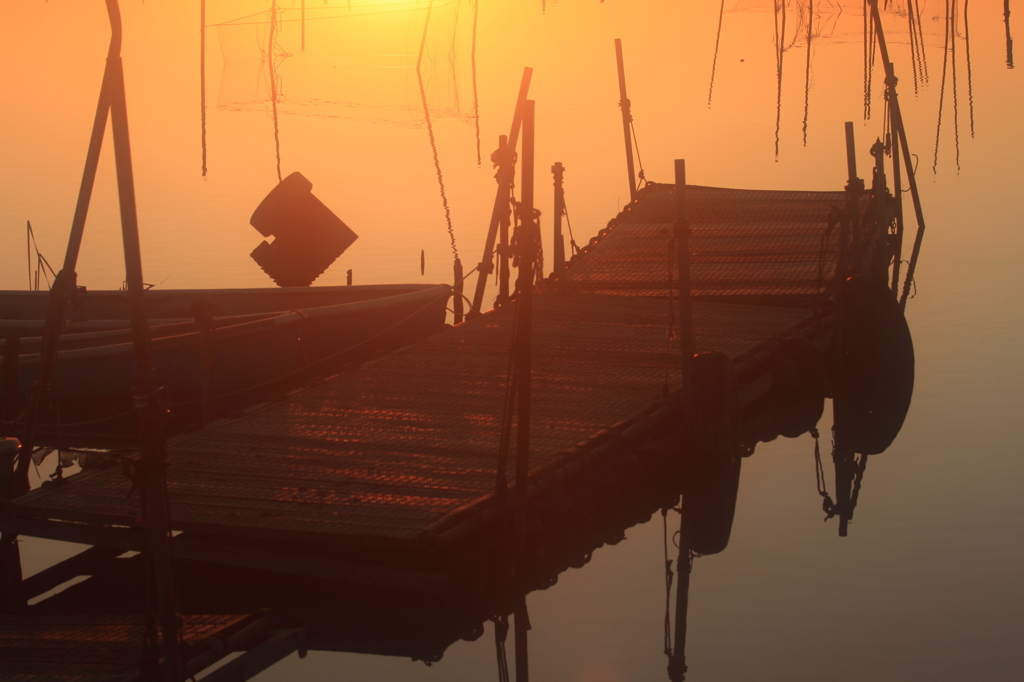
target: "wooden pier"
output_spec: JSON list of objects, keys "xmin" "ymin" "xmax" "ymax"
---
[{"xmin": 0, "ymin": 182, "xmax": 842, "ymax": 595}]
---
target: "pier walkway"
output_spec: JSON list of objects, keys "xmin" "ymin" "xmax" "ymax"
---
[{"xmin": 0, "ymin": 183, "xmax": 843, "ymax": 588}]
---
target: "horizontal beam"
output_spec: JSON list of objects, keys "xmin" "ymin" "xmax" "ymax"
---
[{"xmin": 0, "ymin": 516, "xmax": 447, "ymax": 594}]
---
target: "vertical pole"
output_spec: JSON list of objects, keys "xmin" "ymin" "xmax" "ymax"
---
[
  {"xmin": 551, "ymin": 162, "xmax": 566, "ymax": 279},
  {"xmin": 615, "ymin": 39, "xmax": 638, "ymax": 202},
  {"xmin": 498, "ymin": 135, "xmax": 512, "ymax": 306},
  {"xmin": 844, "ymin": 121, "xmax": 858, "ymax": 183},
  {"xmin": 2, "ymin": 334, "xmax": 20, "ymax": 424},
  {"xmin": 470, "ymin": 68, "xmax": 533, "ymax": 317},
  {"xmin": 513, "ymin": 99, "xmax": 537, "ymax": 682},
  {"xmin": 104, "ymin": 2, "xmax": 182, "ymax": 679},
  {"xmin": 453, "ymin": 258, "xmax": 464, "ymax": 325},
  {"xmin": 843, "ymin": 122, "xmax": 863, "ymax": 276},
  {"xmin": 871, "ymin": 139, "xmax": 887, "ymax": 277},
  {"xmin": 346, "ymin": 269, "xmax": 353, "ymax": 285},
  {"xmin": 0, "ymin": 439, "xmax": 22, "ymax": 599},
  {"xmin": 674, "ymin": 161, "xmax": 693, "ymax": 409}
]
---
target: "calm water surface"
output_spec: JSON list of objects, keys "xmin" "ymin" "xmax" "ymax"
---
[{"xmin": 2, "ymin": 1, "xmax": 1023, "ymax": 680}]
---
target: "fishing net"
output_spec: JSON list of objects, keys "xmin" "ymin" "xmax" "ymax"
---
[{"xmin": 214, "ymin": 0, "xmax": 475, "ymax": 125}]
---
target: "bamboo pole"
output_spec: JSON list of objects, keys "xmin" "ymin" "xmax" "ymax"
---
[
  {"xmin": 513, "ymin": 99, "xmax": 537, "ymax": 682},
  {"xmin": 106, "ymin": 2, "xmax": 183, "ymax": 678},
  {"xmin": 470, "ymin": 68, "xmax": 533, "ymax": 317},
  {"xmin": 615, "ymin": 39, "xmax": 638, "ymax": 202},
  {"xmin": 498, "ymin": 135, "xmax": 512, "ymax": 306},
  {"xmin": 453, "ymin": 258, "xmax": 464, "ymax": 324},
  {"xmin": 552, "ymin": 162, "xmax": 566, "ymax": 279},
  {"xmin": 674, "ymin": 161, "xmax": 693, "ymax": 408}
]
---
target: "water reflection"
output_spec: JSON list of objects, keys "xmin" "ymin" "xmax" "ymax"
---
[{"xmin": 10, "ymin": 324, "xmax": 914, "ymax": 680}]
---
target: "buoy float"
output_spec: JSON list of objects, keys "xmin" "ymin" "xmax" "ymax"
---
[{"xmin": 833, "ymin": 274, "xmax": 915, "ymax": 455}]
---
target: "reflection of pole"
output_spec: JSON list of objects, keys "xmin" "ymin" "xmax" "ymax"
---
[
  {"xmin": 513, "ymin": 99, "xmax": 537, "ymax": 682},
  {"xmin": 514, "ymin": 595, "xmax": 530, "ymax": 682},
  {"xmin": 200, "ymin": 0, "xmax": 207, "ymax": 176},
  {"xmin": 866, "ymin": 1, "xmax": 928, "ymax": 310},
  {"xmin": 552, "ymin": 162, "xmax": 566, "ymax": 279},
  {"xmin": 301, "ymin": 0, "xmax": 306, "ymax": 52},
  {"xmin": 831, "ymin": 442, "xmax": 855, "ymax": 537},
  {"xmin": 668, "ymin": 518, "xmax": 690, "ymax": 682},
  {"xmin": 890, "ymin": 124, "xmax": 904, "ymax": 294},
  {"xmin": 615, "ymin": 39, "xmax": 637, "ymax": 202},
  {"xmin": 1007, "ymin": 0, "xmax": 1016, "ymax": 69},
  {"xmin": 470, "ymin": 68, "xmax": 533, "ymax": 317}
]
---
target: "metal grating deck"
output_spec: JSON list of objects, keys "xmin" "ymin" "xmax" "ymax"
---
[
  {"xmin": 6, "ymin": 183, "xmax": 833, "ymax": 550},
  {"xmin": 561, "ymin": 183, "xmax": 846, "ymax": 298}
]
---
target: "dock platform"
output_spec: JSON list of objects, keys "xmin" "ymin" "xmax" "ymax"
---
[{"xmin": 0, "ymin": 183, "xmax": 843, "ymax": 590}]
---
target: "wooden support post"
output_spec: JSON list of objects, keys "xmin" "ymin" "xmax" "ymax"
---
[
  {"xmin": 0, "ymin": 438, "xmax": 23, "ymax": 600},
  {"xmin": 843, "ymin": 122, "xmax": 864, "ymax": 277},
  {"xmin": 552, "ymin": 162, "xmax": 566, "ymax": 279},
  {"xmin": 513, "ymin": 99, "xmax": 537, "ymax": 682},
  {"xmin": 498, "ymin": 135, "xmax": 512, "ymax": 306},
  {"xmin": 453, "ymin": 258, "xmax": 464, "ymax": 325},
  {"xmin": 2, "ymin": 333, "xmax": 19, "ymax": 423},
  {"xmin": 346, "ymin": 269, "xmax": 353, "ymax": 285},
  {"xmin": 105, "ymin": 1, "xmax": 183, "ymax": 679},
  {"xmin": 674, "ymin": 161, "xmax": 694, "ymax": 410},
  {"xmin": 470, "ymin": 68, "xmax": 533, "ymax": 317},
  {"xmin": 615, "ymin": 39, "xmax": 638, "ymax": 202},
  {"xmin": 845, "ymin": 121, "xmax": 858, "ymax": 183}
]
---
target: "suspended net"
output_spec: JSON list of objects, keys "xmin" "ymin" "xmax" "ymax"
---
[{"xmin": 213, "ymin": 0, "xmax": 475, "ymax": 125}]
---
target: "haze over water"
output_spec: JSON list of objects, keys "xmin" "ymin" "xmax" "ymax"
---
[{"xmin": 2, "ymin": 1, "xmax": 1022, "ymax": 680}]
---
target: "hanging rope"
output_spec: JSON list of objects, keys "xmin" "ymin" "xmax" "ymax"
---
[
  {"xmin": 562, "ymin": 200, "xmax": 580, "ymax": 256},
  {"xmin": 26, "ymin": 221, "xmax": 57, "ymax": 291},
  {"xmin": 630, "ymin": 119, "xmax": 647, "ymax": 189},
  {"xmin": 494, "ymin": 615, "xmax": 511, "ymax": 682},
  {"xmin": 812, "ymin": 428, "xmax": 836, "ymax": 520},
  {"xmin": 268, "ymin": 0, "xmax": 284, "ymax": 183},
  {"xmin": 509, "ymin": 202, "xmax": 543, "ymax": 294}
]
